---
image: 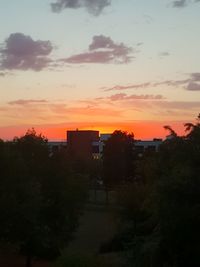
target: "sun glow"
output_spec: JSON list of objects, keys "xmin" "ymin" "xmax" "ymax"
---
[{"xmin": 0, "ymin": 121, "xmax": 186, "ymax": 141}]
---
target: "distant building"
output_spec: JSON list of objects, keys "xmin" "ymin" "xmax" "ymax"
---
[
  {"xmin": 48, "ymin": 130, "xmax": 163, "ymax": 160},
  {"xmin": 93, "ymin": 134, "xmax": 162, "ymax": 158},
  {"xmin": 92, "ymin": 133, "xmax": 112, "ymax": 159},
  {"xmin": 67, "ymin": 130, "xmax": 99, "ymax": 160},
  {"xmin": 135, "ymin": 139, "xmax": 163, "ymax": 154},
  {"xmin": 48, "ymin": 141, "xmax": 67, "ymax": 151}
]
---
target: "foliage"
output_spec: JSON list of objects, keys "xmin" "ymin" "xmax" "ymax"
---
[
  {"xmin": 0, "ymin": 129, "xmax": 87, "ymax": 267},
  {"xmin": 102, "ymin": 130, "xmax": 135, "ymax": 188},
  {"xmin": 116, "ymin": 114, "xmax": 200, "ymax": 267},
  {"xmin": 55, "ymin": 252, "xmax": 103, "ymax": 267}
]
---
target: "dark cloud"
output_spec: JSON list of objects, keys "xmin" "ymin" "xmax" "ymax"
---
[
  {"xmin": 172, "ymin": 0, "xmax": 187, "ymax": 8},
  {"xmin": 8, "ymin": 99, "xmax": 47, "ymax": 105},
  {"xmin": 51, "ymin": 0, "xmax": 111, "ymax": 16},
  {"xmin": 62, "ymin": 35, "xmax": 133, "ymax": 64},
  {"xmin": 186, "ymin": 82, "xmax": 200, "ymax": 91},
  {"xmin": 185, "ymin": 73, "xmax": 200, "ymax": 90},
  {"xmin": 191, "ymin": 72, "xmax": 200, "ymax": 82},
  {"xmin": 0, "ymin": 33, "xmax": 53, "ymax": 71}
]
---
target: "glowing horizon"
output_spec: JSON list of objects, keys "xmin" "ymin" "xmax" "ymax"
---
[{"xmin": 0, "ymin": 120, "xmax": 188, "ymax": 142}]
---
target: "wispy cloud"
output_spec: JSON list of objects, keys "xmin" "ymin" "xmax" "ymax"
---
[
  {"xmin": 109, "ymin": 93, "xmax": 165, "ymax": 101},
  {"xmin": 1, "ymin": 95, "xmax": 200, "ymax": 137},
  {"xmin": 186, "ymin": 82, "xmax": 200, "ymax": 91},
  {"xmin": 172, "ymin": 0, "xmax": 187, "ymax": 8},
  {"xmin": 159, "ymin": 51, "xmax": 170, "ymax": 57},
  {"xmin": 61, "ymin": 35, "xmax": 134, "ymax": 64},
  {"xmin": 171, "ymin": 0, "xmax": 200, "ymax": 7},
  {"xmin": 51, "ymin": 0, "xmax": 111, "ymax": 16},
  {"xmin": 0, "ymin": 72, "xmax": 5, "ymax": 77},
  {"xmin": 152, "ymin": 100, "xmax": 200, "ymax": 110},
  {"xmin": 0, "ymin": 98, "xmax": 123, "ymax": 127},
  {"xmin": 8, "ymin": 99, "xmax": 47, "ymax": 105},
  {"xmin": 103, "ymin": 73, "xmax": 200, "ymax": 91},
  {"xmin": 190, "ymin": 72, "xmax": 200, "ymax": 81},
  {"xmin": 186, "ymin": 73, "xmax": 200, "ymax": 91},
  {"xmin": 103, "ymin": 83, "xmax": 150, "ymax": 91},
  {"xmin": 143, "ymin": 14, "xmax": 154, "ymax": 24},
  {"xmin": 0, "ymin": 33, "xmax": 53, "ymax": 71}
]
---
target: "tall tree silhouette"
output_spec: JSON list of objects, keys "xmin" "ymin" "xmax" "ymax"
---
[
  {"xmin": 0, "ymin": 129, "xmax": 87, "ymax": 267},
  {"xmin": 103, "ymin": 130, "xmax": 136, "ymax": 189}
]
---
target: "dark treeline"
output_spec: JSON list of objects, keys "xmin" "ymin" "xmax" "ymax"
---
[
  {"xmin": 0, "ymin": 128, "xmax": 88, "ymax": 267},
  {"xmin": 0, "ymin": 114, "xmax": 200, "ymax": 267},
  {"xmin": 101, "ymin": 114, "xmax": 200, "ymax": 267}
]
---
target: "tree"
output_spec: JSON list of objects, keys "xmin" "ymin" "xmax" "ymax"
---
[
  {"xmin": 102, "ymin": 130, "xmax": 135, "ymax": 189},
  {"xmin": 163, "ymin": 125, "xmax": 177, "ymax": 137},
  {"xmin": 0, "ymin": 129, "xmax": 87, "ymax": 267},
  {"xmin": 116, "ymin": 114, "xmax": 200, "ymax": 267}
]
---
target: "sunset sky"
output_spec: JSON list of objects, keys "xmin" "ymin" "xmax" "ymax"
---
[{"xmin": 0, "ymin": 0, "xmax": 200, "ymax": 140}]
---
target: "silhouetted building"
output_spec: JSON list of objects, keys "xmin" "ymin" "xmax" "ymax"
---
[
  {"xmin": 48, "ymin": 141, "xmax": 67, "ymax": 153},
  {"xmin": 67, "ymin": 130, "xmax": 99, "ymax": 160},
  {"xmin": 135, "ymin": 139, "xmax": 162, "ymax": 154},
  {"xmin": 49, "ymin": 131, "xmax": 163, "ymax": 160},
  {"xmin": 95, "ymin": 135, "xmax": 162, "ymax": 157}
]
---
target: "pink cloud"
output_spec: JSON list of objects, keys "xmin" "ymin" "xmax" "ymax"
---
[{"xmin": 62, "ymin": 35, "xmax": 133, "ymax": 64}]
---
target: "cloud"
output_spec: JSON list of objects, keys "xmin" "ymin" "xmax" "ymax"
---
[
  {"xmin": 1, "ymin": 98, "xmax": 122, "ymax": 125},
  {"xmin": 156, "ymin": 79, "xmax": 190, "ymax": 87},
  {"xmin": 186, "ymin": 82, "xmax": 200, "ymax": 91},
  {"xmin": 143, "ymin": 14, "xmax": 154, "ymax": 24},
  {"xmin": 67, "ymin": 106, "xmax": 122, "ymax": 117},
  {"xmin": 136, "ymin": 42, "xmax": 143, "ymax": 46},
  {"xmin": 62, "ymin": 35, "xmax": 133, "ymax": 64},
  {"xmin": 0, "ymin": 33, "xmax": 53, "ymax": 71},
  {"xmin": 8, "ymin": 99, "xmax": 47, "ymax": 105},
  {"xmin": 117, "ymin": 99, "xmax": 200, "ymax": 118},
  {"xmin": 159, "ymin": 51, "xmax": 170, "ymax": 57},
  {"xmin": 171, "ymin": 0, "xmax": 200, "ymax": 7},
  {"xmin": 184, "ymin": 73, "xmax": 200, "ymax": 91},
  {"xmin": 160, "ymin": 101, "xmax": 199, "ymax": 111},
  {"xmin": 104, "ymin": 83, "xmax": 151, "ymax": 91},
  {"xmin": 1, "ymin": 95, "xmax": 199, "ymax": 139},
  {"xmin": 172, "ymin": 0, "xmax": 187, "ymax": 8},
  {"xmin": 190, "ymin": 72, "xmax": 200, "ymax": 81},
  {"xmin": 109, "ymin": 93, "xmax": 165, "ymax": 101},
  {"xmin": 51, "ymin": 0, "xmax": 111, "ymax": 16},
  {"xmin": 103, "ymin": 72, "xmax": 200, "ymax": 92}
]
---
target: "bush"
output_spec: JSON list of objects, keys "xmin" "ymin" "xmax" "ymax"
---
[{"xmin": 55, "ymin": 251, "xmax": 103, "ymax": 267}]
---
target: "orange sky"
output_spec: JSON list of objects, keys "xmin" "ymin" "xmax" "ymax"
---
[{"xmin": 0, "ymin": 120, "xmax": 187, "ymax": 141}]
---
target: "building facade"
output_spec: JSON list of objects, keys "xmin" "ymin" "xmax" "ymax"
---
[
  {"xmin": 66, "ymin": 130, "xmax": 163, "ymax": 160},
  {"xmin": 67, "ymin": 130, "xmax": 99, "ymax": 160}
]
